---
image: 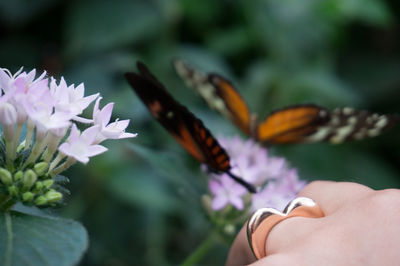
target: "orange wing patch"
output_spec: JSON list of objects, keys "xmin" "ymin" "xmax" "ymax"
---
[
  {"xmin": 174, "ymin": 60, "xmax": 252, "ymax": 135},
  {"xmin": 210, "ymin": 75, "xmax": 251, "ymax": 135},
  {"xmin": 257, "ymin": 105, "xmax": 327, "ymax": 143},
  {"xmin": 171, "ymin": 124, "xmax": 205, "ymax": 163}
]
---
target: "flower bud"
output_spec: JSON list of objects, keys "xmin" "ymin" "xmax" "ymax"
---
[
  {"xmin": 22, "ymin": 169, "xmax": 37, "ymax": 191},
  {"xmin": 42, "ymin": 179, "xmax": 54, "ymax": 189},
  {"xmin": 0, "ymin": 168, "xmax": 12, "ymax": 186},
  {"xmin": 22, "ymin": 192, "xmax": 34, "ymax": 202},
  {"xmin": 201, "ymin": 195, "xmax": 213, "ymax": 215},
  {"xmin": 17, "ymin": 140, "xmax": 25, "ymax": 153},
  {"xmin": 14, "ymin": 171, "xmax": 23, "ymax": 181},
  {"xmin": 223, "ymin": 224, "xmax": 235, "ymax": 236},
  {"xmin": 34, "ymin": 196, "xmax": 47, "ymax": 206},
  {"xmin": 45, "ymin": 190, "xmax": 62, "ymax": 203},
  {"xmin": 34, "ymin": 181, "xmax": 43, "ymax": 191},
  {"xmin": 8, "ymin": 185, "xmax": 19, "ymax": 197},
  {"xmin": 34, "ymin": 162, "xmax": 48, "ymax": 176}
]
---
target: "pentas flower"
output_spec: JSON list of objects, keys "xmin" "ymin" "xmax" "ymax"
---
[
  {"xmin": 0, "ymin": 67, "xmax": 137, "ymax": 209},
  {"xmin": 58, "ymin": 125, "xmax": 107, "ymax": 164},
  {"xmin": 49, "ymin": 77, "xmax": 99, "ymax": 122},
  {"xmin": 92, "ymin": 97, "xmax": 137, "ymax": 143},
  {"xmin": 209, "ymin": 175, "xmax": 247, "ymax": 210},
  {"xmin": 203, "ymin": 136, "xmax": 306, "ymax": 235}
]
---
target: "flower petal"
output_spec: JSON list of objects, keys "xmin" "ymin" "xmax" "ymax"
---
[{"xmin": 86, "ymin": 145, "xmax": 108, "ymax": 156}]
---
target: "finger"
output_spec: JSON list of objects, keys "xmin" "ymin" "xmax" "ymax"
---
[
  {"xmin": 298, "ymin": 181, "xmax": 373, "ymax": 215},
  {"xmin": 226, "ymin": 225, "xmax": 256, "ymax": 266},
  {"xmin": 248, "ymin": 253, "xmax": 297, "ymax": 266}
]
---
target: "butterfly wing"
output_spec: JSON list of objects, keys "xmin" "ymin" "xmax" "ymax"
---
[
  {"xmin": 257, "ymin": 105, "xmax": 396, "ymax": 144},
  {"xmin": 126, "ymin": 62, "xmax": 256, "ymax": 192},
  {"xmin": 307, "ymin": 107, "xmax": 397, "ymax": 144},
  {"xmin": 256, "ymin": 104, "xmax": 329, "ymax": 144},
  {"xmin": 174, "ymin": 59, "xmax": 252, "ymax": 135}
]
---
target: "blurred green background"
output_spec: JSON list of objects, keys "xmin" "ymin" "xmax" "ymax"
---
[{"xmin": 1, "ymin": 0, "xmax": 399, "ymax": 265}]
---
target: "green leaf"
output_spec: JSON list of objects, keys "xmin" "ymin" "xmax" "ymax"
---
[
  {"xmin": 320, "ymin": 0, "xmax": 392, "ymax": 26},
  {"xmin": 0, "ymin": 211, "xmax": 88, "ymax": 266}
]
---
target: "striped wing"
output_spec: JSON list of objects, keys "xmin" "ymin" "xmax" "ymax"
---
[
  {"xmin": 257, "ymin": 105, "xmax": 397, "ymax": 144},
  {"xmin": 306, "ymin": 107, "xmax": 397, "ymax": 144},
  {"xmin": 125, "ymin": 61, "xmax": 256, "ymax": 192},
  {"xmin": 174, "ymin": 59, "xmax": 252, "ymax": 135}
]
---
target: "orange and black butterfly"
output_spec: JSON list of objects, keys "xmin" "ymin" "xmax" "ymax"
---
[
  {"xmin": 174, "ymin": 59, "xmax": 397, "ymax": 145},
  {"xmin": 125, "ymin": 62, "xmax": 256, "ymax": 193}
]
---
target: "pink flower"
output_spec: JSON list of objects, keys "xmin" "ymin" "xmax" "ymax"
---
[
  {"xmin": 58, "ymin": 124, "xmax": 108, "ymax": 164},
  {"xmin": 50, "ymin": 77, "xmax": 99, "ymax": 121},
  {"xmin": 206, "ymin": 136, "xmax": 306, "ymax": 211},
  {"xmin": 209, "ymin": 175, "xmax": 247, "ymax": 210},
  {"xmin": 0, "ymin": 66, "xmax": 137, "ymax": 173},
  {"xmin": 92, "ymin": 97, "xmax": 137, "ymax": 143}
]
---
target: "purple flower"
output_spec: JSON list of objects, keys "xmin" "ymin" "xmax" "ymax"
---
[
  {"xmin": 205, "ymin": 136, "xmax": 306, "ymax": 211},
  {"xmin": 209, "ymin": 175, "xmax": 247, "ymax": 210}
]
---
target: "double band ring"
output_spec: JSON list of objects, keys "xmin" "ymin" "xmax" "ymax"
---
[{"xmin": 247, "ymin": 197, "xmax": 325, "ymax": 259}]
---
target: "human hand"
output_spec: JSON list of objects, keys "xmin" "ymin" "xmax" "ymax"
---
[{"xmin": 226, "ymin": 181, "xmax": 400, "ymax": 266}]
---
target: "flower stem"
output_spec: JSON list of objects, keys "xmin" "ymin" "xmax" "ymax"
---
[
  {"xmin": 24, "ymin": 120, "xmax": 35, "ymax": 151},
  {"xmin": 43, "ymin": 133, "xmax": 64, "ymax": 163},
  {"xmin": 48, "ymin": 152, "xmax": 65, "ymax": 173},
  {"xmin": 23, "ymin": 133, "xmax": 49, "ymax": 167},
  {"xmin": 181, "ymin": 231, "xmax": 219, "ymax": 266},
  {"xmin": 50, "ymin": 157, "xmax": 76, "ymax": 177},
  {"xmin": 12, "ymin": 123, "xmax": 23, "ymax": 158},
  {"xmin": 4, "ymin": 124, "xmax": 15, "ymax": 167}
]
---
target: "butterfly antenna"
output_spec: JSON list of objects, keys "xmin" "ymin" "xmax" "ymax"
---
[{"xmin": 226, "ymin": 171, "xmax": 257, "ymax": 193}]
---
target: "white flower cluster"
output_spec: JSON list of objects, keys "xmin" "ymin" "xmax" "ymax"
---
[{"xmin": 0, "ymin": 67, "xmax": 136, "ymax": 207}]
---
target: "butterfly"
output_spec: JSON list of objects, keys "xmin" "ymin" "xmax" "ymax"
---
[
  {"xmin": 174, "ymin": 59, "xmax": 397, "ymax": 145},
  {"xmin": 125, "ymin": 62, "xmax": 256, "ymax": 193}
]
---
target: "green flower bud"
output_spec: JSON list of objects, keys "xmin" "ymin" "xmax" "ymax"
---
[
  {"xmin": 17, "ymin": 140, "xmax": 25, "ymax": 153},
  {"xmin": 34, "ymin": 181, "xmax": 43, "ymax": 191},
  {"xmin": 22, "ymin": 192, "xmax": 34, "ymax": 202},
  {"xmin": 22, "ymin": 170, "xmax": 37, "ymax": 191},
  {"xmin": 45, "ymin": 190, "xmax": 62, "ymax": 203},
  {"xmin": 42, "ymin": 179, "xmax": 54, "ymax": 189},
  {"xmin": 34, "ymin": 196, "xmax": 47, "ymax": 206},
  {"xmin": 14, "ymin": 171, "xmax": 23, "ymax": 181},
  {"xmin": 34, "ymin": 162, "xmax": 48, "ymax": 176},
  {"xmin": 223, "ymin": 224, "xmax": 235, "ymax": 236},
  {"xmin": 0, "ymin": 168, "xmax": 12, "ymax": 186},
  {"xmin": 8, "ymin": 185, "xmax": 19, "ymax": 197}
]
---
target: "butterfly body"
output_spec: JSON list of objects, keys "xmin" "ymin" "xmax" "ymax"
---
[
  {"xmin": 125, "ymin": 62, "xmax": 256, "ymax": 193},
  {"xmin": 174, "ymin": 59, "xmax": 396, "ymax": 145}
]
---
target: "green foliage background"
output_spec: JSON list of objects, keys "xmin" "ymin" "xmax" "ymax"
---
[{"xmin": 1, "ymin": 0, "xmax": 399, "ymax": 265}]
